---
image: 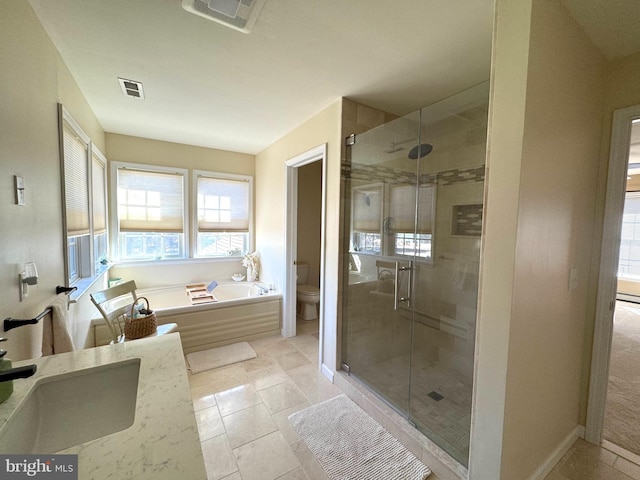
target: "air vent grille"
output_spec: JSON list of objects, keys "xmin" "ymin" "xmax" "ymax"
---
[
  {"xmin": 118, "ymin": 78, "xmax": 145, "ymax": 100},
  {"xmin": 182, "ymin": 0, "xmax": 267, "ymax": 33}
]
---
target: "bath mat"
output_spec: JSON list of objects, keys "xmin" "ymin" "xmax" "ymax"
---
[
  {"xmin": 186, "ymin": 342, "xmax": 257, "ymax": 374},
  {"xmin": 288, "ymin": 395, "xmax": 431, "ymax": 480}
]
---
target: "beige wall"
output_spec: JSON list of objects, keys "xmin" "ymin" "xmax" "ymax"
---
[
  {"xmin": 297, "ymin": 161, "xmax": 322, "ymax": 287},
  {"xmin": 0, "ymin": 2, "xmax": 106, "ymax": 359},
  {"xmin": 472, "ymin": 0, "xmax": 607, "ymax": 478},
  {"xmin": 255, "ymin": 101, "xmax": 342, "ymax": 370},
  {"xmin": 105, "ymin": 133, "xmax": 254, "ymax": 175}
]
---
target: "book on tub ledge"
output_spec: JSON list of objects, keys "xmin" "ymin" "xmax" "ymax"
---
[{"xmin": 185, "ymin": 283, "xmax": 217, "ymax": 304}]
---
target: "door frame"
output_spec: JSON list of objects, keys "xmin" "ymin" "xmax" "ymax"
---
[
  {"xmin": 586, "ymin": 104, "xmax": 640, "ymax": 442},
  {"xmin": 284, "ymin": 144, "xmax": 327, "ymax": 368}
]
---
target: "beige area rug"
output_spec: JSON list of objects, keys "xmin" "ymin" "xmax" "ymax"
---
[
  {"xmin": 603, "ymin": 302, "xmax": 640, "ymax": 456},
  {"xmin": 288, "ymin": 395, "xmax": 431, "ymax": 480},
  {"xmin": 186, "ymin": 342, "xmax": 256, "ymax": 374}
]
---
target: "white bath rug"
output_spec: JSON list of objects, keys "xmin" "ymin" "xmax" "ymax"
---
[
  {"xmin": 288, "ymin": 395, "xmax": 431, "ymax": 480},
  {"xmin": 186, "ymin": 342, "xmax": 257, "ymax": 374}
]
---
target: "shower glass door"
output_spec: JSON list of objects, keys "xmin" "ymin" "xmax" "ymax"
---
[
  {"xmin": 342, "ymin": 85, "xmax": 489, "ymax": 467},
  {"xmin": 342, "ymin": 110, "xmax": 422, "ymax": 416}
]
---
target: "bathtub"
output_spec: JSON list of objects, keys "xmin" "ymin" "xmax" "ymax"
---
[{"xmin": 93, "ymin": 282, "xmax": 282, "ymax": 354}]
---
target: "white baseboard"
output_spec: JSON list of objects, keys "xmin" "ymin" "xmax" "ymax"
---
[
  {"xmin": 321, "ymin": 363, "xmax": 334, "ymax": 382},
  {"xmin": 528, "ymin": 425, "xmax": 584, "ymax": 480}
]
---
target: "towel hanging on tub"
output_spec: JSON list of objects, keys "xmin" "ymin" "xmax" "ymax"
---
[{"xmin": 42, "ymin": 296, "xmax": 75, "ymax": 356}]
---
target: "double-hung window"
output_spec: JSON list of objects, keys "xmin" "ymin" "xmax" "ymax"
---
[
  {"xmin": 59, "ymin": 105, "xmax": 108, "ymax": 285},
  {"xmin": 113, "ymin": 164, "xmax": 187, "ymax": 261},
  {"xmin": 195, "ymin": 172, "xmax": 252, "ymax": 257}
]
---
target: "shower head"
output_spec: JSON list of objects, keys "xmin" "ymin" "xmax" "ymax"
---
[
  {"xmin": 408, "ymin": 143, "xmax": 433, "ymax": 159},
  {"xmin": 384, "ymin": 138, "xmax": 414, "ymax": 154}
]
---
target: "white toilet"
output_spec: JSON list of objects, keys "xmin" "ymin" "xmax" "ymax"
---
[{"xmin": 296, "ymin": 262, "xmax": 320, "ymax": 321}]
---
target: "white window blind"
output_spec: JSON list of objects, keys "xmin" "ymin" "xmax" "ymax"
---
[
  {"xmin": 92, "ymin": 153, "xmax": 107, "ymax": 234},
  {"xmin": 63, "ymin": 123, "xmax": 90, "ymax": 236},
  {"xmin": 197, "ymin": 176, "xmax": 249, "ymax": 232},
  {"xmin": 352, "ymin": 187, "xmax": 382, "ymax": 232},
  {"xmin": 117, "ymin": 168, "xmax": 184, "ymax": 233},
  {"xmin": 389, "ymin": 184, "xmax": 434, "ymax": 234}
]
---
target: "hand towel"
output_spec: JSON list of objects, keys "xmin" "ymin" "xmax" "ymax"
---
[{"xmin": 42, "ymin": 296, "xmax": 75, "ymax": 356}]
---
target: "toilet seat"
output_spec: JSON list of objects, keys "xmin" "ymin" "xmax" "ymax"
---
[{"xmin": 297, "ymin": 284, "xmax": 319, "ymax": 296}]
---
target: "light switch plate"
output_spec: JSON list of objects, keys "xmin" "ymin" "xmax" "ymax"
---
[{"xmin": 15, "ymin": 175, "xmax": 25, "ymax": 205}]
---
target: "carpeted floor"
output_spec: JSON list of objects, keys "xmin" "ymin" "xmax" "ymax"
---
[{"xmin": 603, "ymin": 301, "xmax": 640, "ymax": 456}]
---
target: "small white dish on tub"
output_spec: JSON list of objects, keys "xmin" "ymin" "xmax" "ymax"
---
[{"xmin": 231, "ymin": 273, "xmax": 245, "ymax": 282}]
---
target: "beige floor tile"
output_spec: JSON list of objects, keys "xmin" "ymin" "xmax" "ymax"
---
[
  {"xmin": 287, "ymin": 364, "xmax": 342, "ymax": 404},
  {"xmin": 258, "ymin": 381, "xmax": 308, "ymax": 414},
  {"xmin": 223, "ymin": 403, "xmax": 278, "ymax": 448},
  {"xmin": 290, "ymin": 441, "xmax": 330, "ymax": 480},
  {"xmin": 216, "ymin": 384, "xmax": 262, "ymax": 416},
  {"xmin": 240, "ymin": 352, "xmax": 277, "ymax": 373},
  {"xmin": 196, "ymin": 405, "xmax": 225, "ymax": 442},
  {"xmin": 234, "ymin": 431, "xmax": 300, "ymax": 480},
  {"xmin": 247, "ymin": 364, "xmax": 290, "ymax": 391},
  {"xmin": 189, "ymin": 363, "xmax": 249, "ymax": 392},
  {"xmin": 249, "ymin": 335, "xmax": 285, "ymax": 354},
  {"xmin": 274, "ymin": 351, "xmax": 311, "ymax": 371},
  {"xmin": 201, "ymin": 434, "xmax": 238, "ymax": 480},
  {"xmin": 276, "ymin": 467, "xmax": 310, "ymax": 480},
  {"xmin": 544, "ymin": 468, "xmax": 572, "ymax": 480},
  {"xmin": 220, "ymin": 473, "xmax": 242, "ymax": 480},
  {"xmin": 287, "ymin": 335, "xmax": 319, "ymax": 356},
  {"xmin": 296, "ymin": 320, "xmax": 319, "ymax": 336},
  {"xmin": 615, "ymin": 457, "xmax": 640, "ymax": 480},
  {"xmin": 266, "ymin": 339, "xmax": 298, "ymax": 356},
  {"xmin": 191, "ymin": 383, "xmax": 218, "ymax": 412},
  {"xmin": 271, "ymin": 402, "xmax": 311, "ymax": 445}
]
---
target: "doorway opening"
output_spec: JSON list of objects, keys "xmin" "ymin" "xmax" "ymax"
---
[
  {"xmin": 284, "ymin": 144, "xmax": 328, "ymax": 376},
  {"xmin": 587, "ymin": 105, "xmax": 640, "ymax": 463}
]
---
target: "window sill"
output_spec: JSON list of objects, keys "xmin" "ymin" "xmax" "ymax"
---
[
  {"xmin": 68, "ymin": 264, "xmax": 112, "ymax": 303},
  {"xmin": 112, "ymin": 256, "xmax": 243, "ymax": 269}
]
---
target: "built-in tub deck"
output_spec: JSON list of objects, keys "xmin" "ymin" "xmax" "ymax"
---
[{"xmin": 93, "ymin": 282, "xmax": 282, "ymax": 353}]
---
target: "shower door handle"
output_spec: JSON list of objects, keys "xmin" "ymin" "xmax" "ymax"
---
[{"xmin": 393, "ymin": 260, "xmax": 413, "ymax": 311}]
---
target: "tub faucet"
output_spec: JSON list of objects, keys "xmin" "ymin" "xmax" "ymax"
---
[{"xmin": 258, "ymin": 285, "xmax": 268, "ymax": 295}]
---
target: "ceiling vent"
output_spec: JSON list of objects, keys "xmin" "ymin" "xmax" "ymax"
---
[
  {"xmin": 181, "ymin": 0, "xmax": 267, "ymax": 33},
  {"xmin": 118, "ymin": 78, "xmax": 145, "ymax": 100}
]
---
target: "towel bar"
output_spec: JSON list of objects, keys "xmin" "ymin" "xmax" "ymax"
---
[{"xmin": 4, "ymin": 307, "xmax": 52, "ymax": 332}]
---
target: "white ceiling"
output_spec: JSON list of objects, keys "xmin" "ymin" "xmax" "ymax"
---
[{"xmin": 28, "ymin": 0, "xmax": 639, "ymax": 155}]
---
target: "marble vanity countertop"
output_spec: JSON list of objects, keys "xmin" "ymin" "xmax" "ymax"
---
[{"xmin": 0, "ymin": 333, "xmax": 207, "ymax": 480}]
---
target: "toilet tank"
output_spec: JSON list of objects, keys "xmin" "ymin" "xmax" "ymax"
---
[{"xmin": 296, "ymin": 262, "xmax": 309, "ymax": 284}]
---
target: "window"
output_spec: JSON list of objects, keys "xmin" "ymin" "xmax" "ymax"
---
[
  {"xmin": 388, "ymin": 183, "xmax": 434, "ymax": 259},
  {"xmin": 351, "ymin": 184, "xmax": 383, "ymax": 254},
  {"xmin": 111, "ymin": 165, "xmax": 252, "ymax": 261},
  {"xmin": 195, "ymin": 172, "xmax": 252, "ymax": 257},
  {"xmin": 114, "ymin": 165, "xmax": 187, "ymax": 261},
  {"xmin": 59, "ymin": 105, "xmax": 109, "ymax": 285},
  {"xmin": 619, "ymin": 191, "xmax": 640, "ymax": 278}
]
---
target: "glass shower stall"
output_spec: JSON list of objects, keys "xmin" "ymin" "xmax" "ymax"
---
[{"xmin": 341, "ymin": 84, "xmax": 489, "ymax": 466}]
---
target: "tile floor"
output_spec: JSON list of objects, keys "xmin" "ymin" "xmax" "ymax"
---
[
  {"xmin": 189, "ymin": 318, "xmax": 349, "ymax": 480},
  {"xmin": 188, "ymin": 318, "xmax": 640, "ymax": 480}
]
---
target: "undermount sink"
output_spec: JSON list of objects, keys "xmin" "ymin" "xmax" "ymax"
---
[{"xmin": 0, "ymin": 358, "xmax": 141, "ymax": 454}]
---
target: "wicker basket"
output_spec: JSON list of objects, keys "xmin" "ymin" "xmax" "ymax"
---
[{"xmin": 124, "ymin": 296, "xmax": 157, "ymax": 340}]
